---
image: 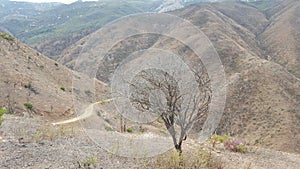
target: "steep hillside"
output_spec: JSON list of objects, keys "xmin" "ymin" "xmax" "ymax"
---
[
  {"xmin": 60, "ymin": 0, "xmax": 300, "ymax": 153},
  {"xmin": 259, "ymin": 0, "xmax": 300, "ymax": 79},
  {"xmin": 0, "ymin": 33, "xmax": 110, "ymax": 120},
  {"xmin": 173, "ymin": 0, "xmax": 300, "ymax": 153},
  {"xmin": 0, "ymin": 35, "xmax": 74, "ymax": 118}
]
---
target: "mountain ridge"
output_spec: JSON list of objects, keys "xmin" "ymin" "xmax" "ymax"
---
[{"xmin": 57, "ymin": 0, "xmax": 300, "ymax": 153}]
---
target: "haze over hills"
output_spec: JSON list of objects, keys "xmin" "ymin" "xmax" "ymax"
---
[
  {"xmin": 0, "ymin": 0, "xmax": 207, "ymax": 45},
  {"xmin": 0, "ymin": 0, "xmax": 251, "ymax": 59}
]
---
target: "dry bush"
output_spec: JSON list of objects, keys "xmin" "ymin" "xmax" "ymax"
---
[
  {"xmin": 154, "ymin": 148, "xmax": 224, "ymax": 169},
  {"xmin": 33, "ymin": 124, "xmax": 77, "ymax": 142}
]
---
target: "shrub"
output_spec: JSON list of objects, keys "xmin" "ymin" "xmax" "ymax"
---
[
  {"xmin": 210, "ymin": 134, "xmax": 229, "ymax": 143},
  {"xmin": 54, "ymin": 63, "xmax": 58, "ymax": 67},
  {"xmin": 236, "ymin": 144, "xmax": 247, "ymax": 153},
  {"xmin": 98, "ymin": 100, "xmax": 105, "ymax": 105},
  {"xmin": 210, "ymin": 134, "xmax": 247, "ymax": 153},
  {"xmin": 33, "ymin": 125, "xmax": 77, "ymax": 142},
  {"xmin": 154, "ymin": 148, "xmax": 225, "ymax": 169},
  {"xmin": 82, "ymin": 155, "xmax": 98, "ymax": 168},
  {"xmin": 0, "ymin": 32, "xmax": 14, "ymax": 41},
  {"xmin": 60, "ymin": 86, "xmax": 65, "ymax": 91},
  {"xmin": 157, "ymin": 118, "xmax": 164, "ymax": 123},
  {"xmin": 104, "ymin": 126, "xmax": 113, "ymax": 131},
  {"xmin": 210, "ymin": 134, "xmax": 229, "ymax": 148},
  {"xmin": 104, "ymin": 118, "xmax": 110, "ymax": 123},
  {"xmin": 24, "ymin": 83, "xmax": 32, "ymax": 89},
  {"xmin": 24, "ymin": 103, "xmax": 33, "ymax": 110},
  {"xmin": 84, "ymin": 90, "xmax": 92, "ymax": 96},
  {"xmin": 224, "ymin": 138, "xmax": 247, "ymax": 153},
  {"xmin": 126, "ymin": 127, "xmax": 133, "ymax": 133},
  {"xmin": 139, "ymin": 126, "xmax": 145, "ymax": 133},
  {"xmin": 0, "ymin": 107, "xmax": 6, "ymax": 126}
]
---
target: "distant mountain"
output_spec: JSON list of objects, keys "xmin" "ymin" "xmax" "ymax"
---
[
  {"xmin": 0, "ymin": 0, "xmax": 274, "ymax": 59},
  {"xmin": 0, "ymin": 0, "xmax": 161, "ymax": 44},
  {"xmin": 0, "ymin": 0, "xmax": 220, "ymax": 54}
]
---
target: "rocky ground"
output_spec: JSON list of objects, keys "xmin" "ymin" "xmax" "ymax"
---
[{"xmin": 1, "ymin": 114, "xmax": 299, "ymax": 169}]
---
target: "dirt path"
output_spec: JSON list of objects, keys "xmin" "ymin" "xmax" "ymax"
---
[{"xmin": 51, "ymin": 99, "xmax": 113, "ymax": 125}]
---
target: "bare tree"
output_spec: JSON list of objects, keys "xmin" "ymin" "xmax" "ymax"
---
[{"xmin": 129, "ymin": 68, "xmax": 211, "ymax": 153}]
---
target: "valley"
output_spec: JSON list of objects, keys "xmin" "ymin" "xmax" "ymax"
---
[{"xmin": 0, "ymin": 0, "xmax": 299, "ymax": 168}]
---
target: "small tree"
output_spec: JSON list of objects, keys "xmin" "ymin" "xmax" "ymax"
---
[
  {"xmin": 129, "ymin": 68, "xmax": 211, "ymax": 153},
  {"xmin": 0, "ymin": 107, "xmax": 7, "ymax": 126}
]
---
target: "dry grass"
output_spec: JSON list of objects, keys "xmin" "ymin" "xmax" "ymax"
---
[
  {"xmin": 154, "ymin": 148, "xmax": 225, "ymax": 169},
  {"xmin": 33, "ymin": 124, "xmax": 77, "ymax": 142}
]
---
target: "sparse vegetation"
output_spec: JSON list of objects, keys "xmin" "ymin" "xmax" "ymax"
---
[
  {"xmin": 34, "ymin": 124, "xmax": 77, "ymax": 142},
  {"xmin": 0, "ymin": 1, "xmax": 299, "ymax": 168},
  {"xmin": 98, "ymin": 100, "xmax": 105, "ymax": 105},
  {"xmin": 154, "ymin": 148, "xmax": 224, "ymax": 169},
  {"xmin": 24, "ymin": 83, "xmax": 32, "ymax": 89},
  {"xmin": 24, "ymin": 102, "xmax": 33, "ymax": 110},
  {"xmin": 0, "ymin": 32, "xmax": 14, "ymax": 41},
  {"xmin": 82, "ymin": 155, "xmax": 98, "ymax": 168},
  {"xmin": 0, "ymin": 107, "xmax": 7, "ymax": 126},
  {"xmin": 126, "ymin": 127, "xmax": 133, "ymax": 133},
  {"xmin": 84, "ymin": 90, "xmax": 92, "ymax": 96},
  {"xmin": 104, "ymin": 118, "xmax": 110, "ymax": 123},
  {"xmin": 157, "ymin": 117, "xmax": 164, "ymax": 123},
  {"xmin": 24, "ymin": 82, "xmax": 39, "ymax": 94},
  {"xmin": 104, "ymin": 126, "xmax": 113, "ymax": 131},
  {"xmin": 210, "ymin": 134, "xmax": 247, "ymax": 153},
  {"xmin": 210, "ymin": 134, "xmax": 229, "ymax": 147},
  {"xmin": 60, "ymin": 86, "xmax": 65, "ymax": 91},
  {"xmin": 224, "ymin": 138, "xmax": 247, "ymax": 153}
]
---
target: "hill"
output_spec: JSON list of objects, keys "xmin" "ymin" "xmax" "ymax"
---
[
  {"xmin": 0, "ymin": 32, "xmax": 110, "ymax": 118},
  {"xmin": 0, "ymin": 0, "xmax": 299, "ymax": 168},
  {"xmin": 0, "ymin": 34, "xmax": 74, "ymax": 118},
  {"xmin": 1, "ymin": 0, "xmax": 234, "ymax": 60},
  {"xmin": 60, "ymin": 0, "xmax": 300, "ymax": 154},
  {"xmin": 258, "ymin": 0, "xmax": 300, "ymax": 78},
  {"xmin": 171, "ymin": 0, "xmax": 300, "ymax": 153},
  {"xmin": 174, "ymin": 0, "xmax": 300, "ymax": 153}
]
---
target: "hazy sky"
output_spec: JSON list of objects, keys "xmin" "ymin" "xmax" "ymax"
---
[{"xmin": 11, "ymin": 0, "xmax": 98, "ymax": 4}]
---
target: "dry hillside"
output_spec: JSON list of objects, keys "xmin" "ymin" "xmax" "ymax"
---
[
  {"xmin": 0, "ymin": 35, "xmax": 108, "ymax": 119},
  {"xmin": 58, "ymin": 0, "xmax": 300, "ymax": 153},
  {"xmin": 175, "ymin": 0, "xmax": 300, "ymax": 153},
  {"xmin": 0, "ymin": 0, "xmax": 300, "ymax": 168},
  {"xmin": 0, "ymin": 36, "xmax": 73, "ymax": 118},
  {"xmin": 259, "ymin": 0, "xmax": 300, "ymax": 78}
]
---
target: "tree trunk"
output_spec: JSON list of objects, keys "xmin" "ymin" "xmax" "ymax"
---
[{"xmin": 175, "ymin": 140, "xmax": 183, "ymax": 155}]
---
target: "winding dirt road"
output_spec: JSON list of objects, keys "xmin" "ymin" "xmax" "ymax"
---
[{"xmin": 51, "ymin": 99, "xmax": 113, "ymax": 125}]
